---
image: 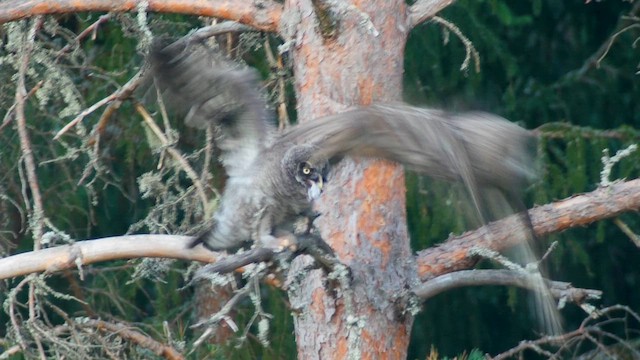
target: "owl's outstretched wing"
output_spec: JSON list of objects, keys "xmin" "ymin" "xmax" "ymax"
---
[
  {"xmin": 149, "ymin": 41, "xmax": 275, "ymax": 177},
  {"xmin": 280, "ymin": 103, "xmax": 537, "ymax": 219}
]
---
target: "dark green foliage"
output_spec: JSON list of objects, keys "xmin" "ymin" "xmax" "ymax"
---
[{"xmin": 406, "ymin": 0, "xmax": 640, "ymax": 358}]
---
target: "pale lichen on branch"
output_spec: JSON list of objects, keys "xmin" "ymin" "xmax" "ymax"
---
[
  {"xmin": 600, "ymin": 143, "xmax": 638, "ymax": 186},
  {"xmin": 431, "ymin": 16, "xmax": 480, "ymax": 73}
]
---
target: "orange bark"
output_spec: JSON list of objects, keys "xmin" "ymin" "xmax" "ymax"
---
[
  {"xmin": 0, "ymin": 0, "xmax": 282, "ymax": 32},
  {"xmin": 286, "ymin": 0, "xmax": 412, "ymax": 359},
  {"xmin": 416, "ymin": 178, "xmax": 640, "ymax": 280}
]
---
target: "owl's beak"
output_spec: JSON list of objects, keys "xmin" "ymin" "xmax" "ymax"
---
[{"xmin": 307, "ymin": 175, "xmax": 323, "ymax": 201}]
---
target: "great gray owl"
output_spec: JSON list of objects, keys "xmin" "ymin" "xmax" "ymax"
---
[
  {"xmin": 150, "ymin": 40, "xmax": 561, "ymax": 334},
  {"xmin": 149, "ymin": 41, "xmax": 536, "ymax": 252}
]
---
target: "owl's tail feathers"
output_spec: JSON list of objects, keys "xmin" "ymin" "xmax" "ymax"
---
[
  {"xmin": 187, "ymin": 227, "xmax": 248, "ymax": 252},
  {"xmin": 187, "ymin": 231, "xmax": 208, "ymax": 249}
]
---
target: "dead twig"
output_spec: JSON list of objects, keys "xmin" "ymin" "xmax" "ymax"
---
[
  {"xmin": 613, "ymin": 217, "xmax": 640, "ymax": 247},
  {"xmin": 263, "ymin": 36, "xmax": 291, "ymax": 130},
  {"xmin": 54, "ymin": 67, "xmax": 146, "ymax": 140},
  {"xmin": 79, "ymin": 319, "xmax": 184, "ymax": 360},
  {"xmin": 54, "ymin": 14, "xmax": 112, "ymax": 60},
  {"xmin": 491, "ymin": 306, "xmax": 640, "ymax": 359},
  {"xmin": 15, "ymin": 17, "xmax": 46, "ymax": 249},
  {"xmin": 431, "ymin": 16, "xmax": 480, "ymax": 73},
  {"xmin": 135, "ymin": 103, "xmax": 210, "ymax": 212},
  {"xmin": 1, "ymin": 80, "xmax": 44, "ymax": 133}
]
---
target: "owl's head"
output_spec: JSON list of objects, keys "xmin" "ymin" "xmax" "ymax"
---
[{"xmin": 282, "ymin": 145, "xmax": 326, "ymax": 201}]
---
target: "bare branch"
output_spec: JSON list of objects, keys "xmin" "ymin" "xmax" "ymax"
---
[
  {"xmin": 417, "ymin": 178, "xmax": 640, "ymax": 280},
  {"xmin": 12, "ymin": 34, "xmax": 60, "ymax": 355},
  {"xmin": 1, "ymin": 80, "xmax": 43, "ymax": 133},
  {"xmin": 596, "ymin": 24, "xmax": 640, "ymax": 66},
  {"xmin": 8, "ymin": 277, "xmax": 31, "ymax": 351},
  {"xmin": 0, "ymin": 345, "xmax": 22, "ymax": 358},
  {"xmin": 14, "ymin": 17, "xmax": 45, "ymax": 249},
  {"xmin": 414, "ymin": 269, "xmax": 602, "ymax": 305},
  {"xmin": 191, "ymin": 277, "xmax": 254, "ymax": 347},
  {"xmin": 54, "ymin": 68, "xmax": 146, "ymax": 140},
  {"xmin": 0, "ymin": 0, "xmax": 283, "ymax": 32},
  {"xmin": 613, "ymin": 217, "xmax": 640, "ymax": 247},
  {"xmin": 54, "ymin": 14, "xmax": 112, "ymax": 59},
  {"xmin": 554, "ymin": 1, "xmax": 640, "ymax": 83},
  {"xmin": 135, "ymin": 103, "xmax": 210, "ymax": 212},
  {"xmin": 264, "ymin": 36, "xmax": 291, "ymax": 130},
  {"xmin": 407, "ymin": 0, "xmax": 456, "ymax": 29},
  {"xmin": 0, "ymin": 235, "xmax": 211, "ymax": 280}
]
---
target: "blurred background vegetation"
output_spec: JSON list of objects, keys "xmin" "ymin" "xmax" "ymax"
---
[{"xmin": 1, "ymin": 0, "xmax": 640, "ymax": 358}]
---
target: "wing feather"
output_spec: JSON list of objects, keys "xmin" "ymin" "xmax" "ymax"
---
[
  {"xmin": 281, "ymin": 103, "xmax": 536, "ymax": 195},
  {"xmin": 149, "ymin": 42, "xmax": 275, "ymax": 177}
]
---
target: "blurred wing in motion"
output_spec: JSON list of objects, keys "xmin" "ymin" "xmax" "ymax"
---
[
  {"xmin": 281, "ymin": 103, "xmax": 562, "ymax": 334},
  {"xmin": 281, "ymin": 103, "xmax": 536, "ymax": 219},
  {"xmin": 149, "ymin": 41, "xmax": 275, "ymax": 178}
]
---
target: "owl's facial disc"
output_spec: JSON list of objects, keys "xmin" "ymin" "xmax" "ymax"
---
[{"xmin": 297, "ymin": 162, "xmax": 324, "ymax": 201}]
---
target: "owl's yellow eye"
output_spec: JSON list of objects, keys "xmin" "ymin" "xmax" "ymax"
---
[{"xmin": 302, "ymin": 166, "xmax": 311, "ymax": 175}]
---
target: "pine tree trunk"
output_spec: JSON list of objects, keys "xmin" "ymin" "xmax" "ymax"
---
[{"xmin": 284, "ymin": 1, "xmax": 415, "ymax": 358}]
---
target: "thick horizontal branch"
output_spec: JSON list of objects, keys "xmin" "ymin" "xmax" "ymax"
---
[
  {"xmin": 416, "ymin": 178, "xmax": 640, "ymax": 280},
  {"xmin": 0, "ymin": 235, "xmax": 214, "ymax": 280},
  {"xmin": 2, "ymin": 179, "xmax": 639, "ymax": 283},
  {"xmin": 0, "ymin": 0, "xmax": 282, "ymax": 32},
  {"xmin": 414, "ymin": 269, "xmax": 602, "ymax": 303},
  {"xmin": 407, "ymin": 0, "xmax": 456, "ymax": 29}
]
